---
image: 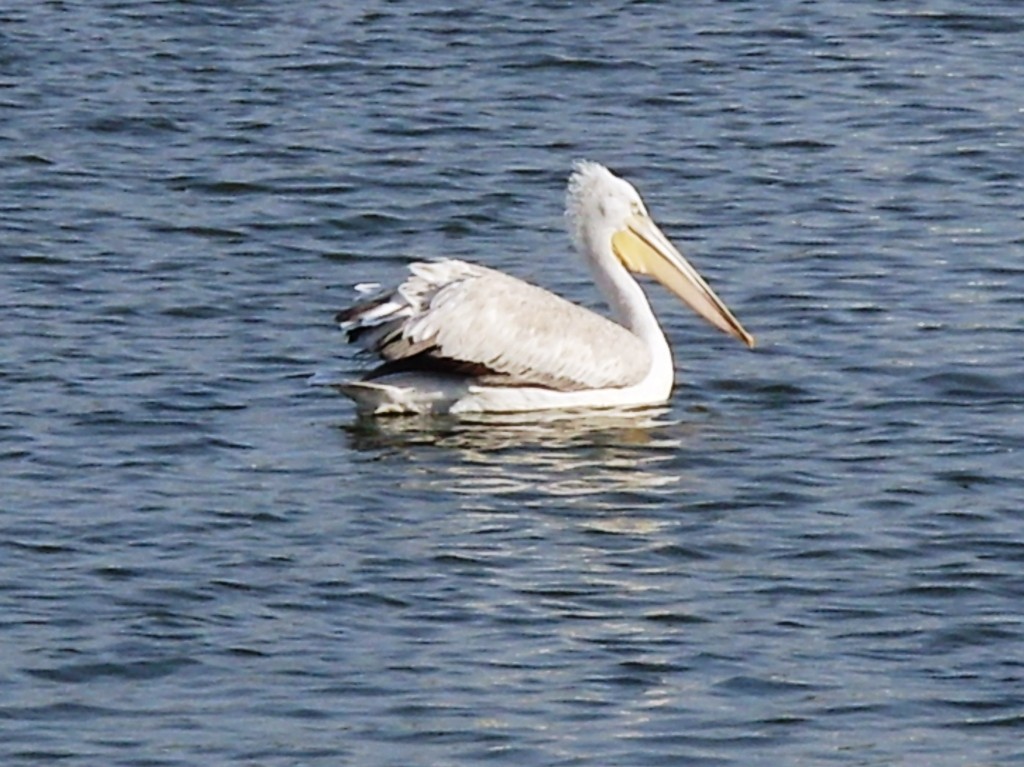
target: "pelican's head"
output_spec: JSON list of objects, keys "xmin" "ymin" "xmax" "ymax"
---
[{"xmin": 566, "ymin": 161, "xmax": 754, "ymax": 348}]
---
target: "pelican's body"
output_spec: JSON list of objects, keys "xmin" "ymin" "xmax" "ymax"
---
[{"xmin": 334, "ymin": 162, "xmax": 753, "ymax": 415}]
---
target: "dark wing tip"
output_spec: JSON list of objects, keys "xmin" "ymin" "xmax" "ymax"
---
[
  {"xmin": 335, "ymin": 292, "xmax": 395, "ymax": 324},
  {"xmin": 335, "ymin": 305, "xmax": 363, "ymax": 325}
]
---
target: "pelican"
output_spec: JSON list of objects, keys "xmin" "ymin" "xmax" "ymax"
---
[{"xmin": 333, "ymin": 161, "xmax": 754, "ymax": 415}]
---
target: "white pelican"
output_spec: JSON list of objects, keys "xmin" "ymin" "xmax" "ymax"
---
[{"xmin": 334, "ymin": 161, "xmax": 754, "ymax": 415}]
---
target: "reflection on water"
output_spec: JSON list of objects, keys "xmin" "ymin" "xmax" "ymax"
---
[{"xmin": 342, "ymin": 408, "xmax": 693, "ymax": 509}]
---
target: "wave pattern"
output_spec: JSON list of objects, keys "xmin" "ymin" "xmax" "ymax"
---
[{"xmin": 2, "ymin": 0, "xmax": 1023, "ymax": 765}]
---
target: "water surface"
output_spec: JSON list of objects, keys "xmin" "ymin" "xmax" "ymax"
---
[{"xmin": 3, "ymin": 1, "xmax": 1023, "ymax": 765}]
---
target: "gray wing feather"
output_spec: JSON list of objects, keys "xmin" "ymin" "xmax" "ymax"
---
[{"xmin": 340, "ymin": 259, "xmax": 650, "ymax": 390}]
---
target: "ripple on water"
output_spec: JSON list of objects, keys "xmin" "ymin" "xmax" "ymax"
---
[{"xmin": 3, "ymin": 1, "xmax": 1024, "ymax": 765}]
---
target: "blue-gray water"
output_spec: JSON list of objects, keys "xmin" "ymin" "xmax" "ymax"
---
[{"xmin": 3, "ymin": 1, "xmax": 1023, "ymax": 765}]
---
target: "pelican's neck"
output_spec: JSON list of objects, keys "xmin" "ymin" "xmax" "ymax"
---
[{"xmin": 587, "ymin": 251, "xmax": 672, "ymax": 363}]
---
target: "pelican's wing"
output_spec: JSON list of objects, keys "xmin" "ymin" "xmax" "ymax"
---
[{"xmin": 337, "ymin": 259, "xmax": 650, "ymax": 391}]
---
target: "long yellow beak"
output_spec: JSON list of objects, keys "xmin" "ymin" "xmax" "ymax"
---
[{"xmin": 612, "ymin": 213, "xmax": 755, "ymax": 348}]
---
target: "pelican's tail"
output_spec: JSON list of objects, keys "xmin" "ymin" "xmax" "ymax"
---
[{"xmin": 334, "ymin": 374, "xmax": 473, "ymax": 416}]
